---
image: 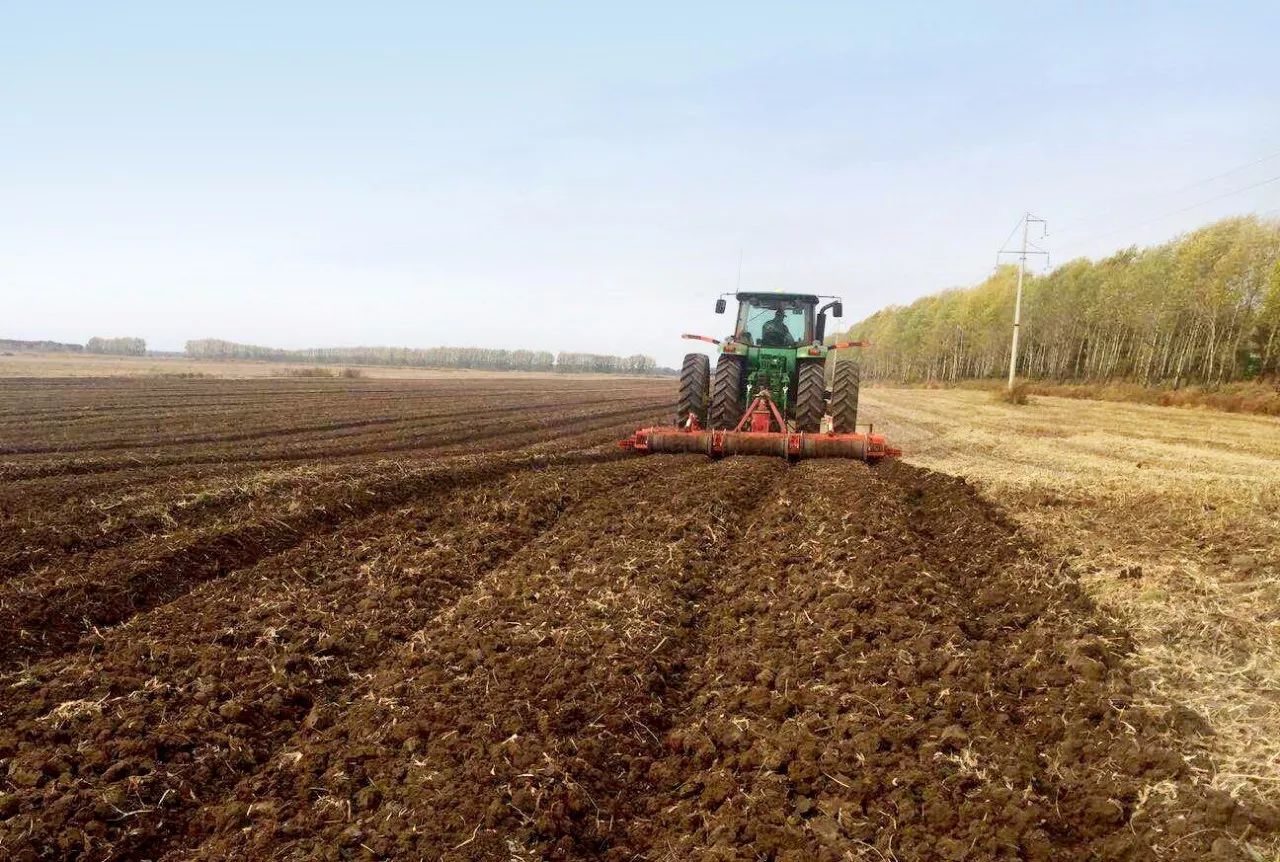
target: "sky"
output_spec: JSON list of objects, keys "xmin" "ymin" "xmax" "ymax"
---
[{"xmin": 4, "ymin": 2, "xmax": 1280, "ymax": 367}]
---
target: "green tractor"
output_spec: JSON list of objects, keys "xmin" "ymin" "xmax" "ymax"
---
[{"xmin": 677, "ymin": 291, "xmax": 861, "ymax": 434}]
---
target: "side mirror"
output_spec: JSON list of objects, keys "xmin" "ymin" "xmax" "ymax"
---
[
  {"xmin": 832, "ymin": 301, "xmax": 843, "ymax": 318},
  {"xmin": 714, "ymin": 298, "xmax": 726, "ymax": 314}
]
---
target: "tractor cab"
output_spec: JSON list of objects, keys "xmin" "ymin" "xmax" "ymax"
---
[
  {"xmin": 729, "ymin": 293, "xmax": 814, "ymax": 347},
  {"xmin": 715, "ymin": 292, "xmax": 843, "ymax": 348}
]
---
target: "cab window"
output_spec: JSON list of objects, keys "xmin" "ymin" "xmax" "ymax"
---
[{"xmin": 735, "ymin": 299, "xmax": 811, "ymax": 347}]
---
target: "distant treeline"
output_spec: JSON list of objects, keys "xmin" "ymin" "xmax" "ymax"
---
[
  {"xmin": 845, "ymin": 216, "xmax": 1280, "ymax": 386},
  {"xmin": 554, "ymin": 352, "xmax": 659, "ymax": 374},
  {"xmin": 86, "ymin": 337, "xmax": 146, "ymax": 356},
  {"xmin": 0, "ymin": 336, "xmax": 147, "ymax": 355},
  {"xmin": 184, "ymin": 339, "xmax": 660, "ymax": 375},
  {"xmin": 0, "ymin": 338, "xmax": 83, "ymax": 353}
]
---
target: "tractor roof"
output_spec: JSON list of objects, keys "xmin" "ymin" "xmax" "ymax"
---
[{"xmin": 735, "ymin": 291, "xmax": 820, "ymax": 304}]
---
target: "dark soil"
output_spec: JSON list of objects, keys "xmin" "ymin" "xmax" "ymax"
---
[{"xmin": 0, "ymin": 378, "xmax": 1272, "ymax": 860}]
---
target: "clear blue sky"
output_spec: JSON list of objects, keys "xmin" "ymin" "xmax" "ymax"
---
[{"xmin": 4, "ymin": 2, "xmax": 1279, "ymax": 366}]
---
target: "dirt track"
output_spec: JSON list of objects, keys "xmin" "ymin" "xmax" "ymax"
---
[{"xmin": 0, "ymin": 377, "xmax": 1273, "ymax": 860}]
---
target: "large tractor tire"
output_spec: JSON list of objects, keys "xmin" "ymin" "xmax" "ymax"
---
[
  {"xmin": 794, "ymin": 361, "xmax": 826, "ymax": 433},
  {"xmin": 709, "ymin": 354, "xmax": 746, "ymax": 429},
  {"xmin": 676, "ymin": 352, "xmax": 710, "ymax": 426},
  {"xmin": 830, "ymin": 358, "xmax": 861, "ymax": 433}
]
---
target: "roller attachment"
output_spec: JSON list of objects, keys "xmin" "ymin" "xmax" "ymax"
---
[{"xmin": 619, "ymin": 389, "xmax": 901, "ymax": 462}]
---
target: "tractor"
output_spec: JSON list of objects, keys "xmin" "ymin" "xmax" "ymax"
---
[
  {"xmin": 619, "ymin": 292, "xmax": 896, "ymax": 461},
  {"xmin": 678, "ymin": 292, "xmax": 860, "ymax": 433}
]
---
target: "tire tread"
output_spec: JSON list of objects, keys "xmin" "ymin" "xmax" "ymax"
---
[
  {"xmin": 709, "ymin": 355, "xmax": 745, "ymax": 429},
  {"xmin": 676, "ymin": 353, "xmax": 710, "ymax": 425},
  {"xmin": 830, "ymin": 359, "xmax": 861, "ymax": 433},
  {"xmin": 794, "ymin": 362, "xmax": 826, "ymax": 433}
]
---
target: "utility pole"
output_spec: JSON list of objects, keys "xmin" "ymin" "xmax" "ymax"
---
[{"xmin": 997, "ymin": 213, "xmax": 1048, "ymax": 390}]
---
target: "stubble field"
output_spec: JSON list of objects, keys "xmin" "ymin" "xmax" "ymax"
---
[
  {"xmin": 1, "ymin": 374, "xmax": 1275, "ymax": 860},
  {"xmin": 863, "ymin": 389, "xmax": 1280, "ymax": 812}
]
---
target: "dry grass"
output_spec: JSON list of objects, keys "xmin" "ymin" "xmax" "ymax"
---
[
  {"xmin": 1024, "ymin": 380, "xmax": 1280, "ymax": 416},
  {"xmin": 994, "ymin": 380, "xmax": 1031, "ymax": 405},
  {"xmin": 893, "ymin": 378, "xmax": 1280, "ymax": 416},
  {"xmin": 276, "ymin": 366, "xmax": 335, "ymax": 378},
  {"xmin": 863, "ymin": 388, "xmax": 1280, "ymax": 818}
]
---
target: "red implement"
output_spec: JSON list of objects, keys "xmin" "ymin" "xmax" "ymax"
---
[{"xmin": 619, "ymin": 390, "xmax": 901, "ymax": 462}]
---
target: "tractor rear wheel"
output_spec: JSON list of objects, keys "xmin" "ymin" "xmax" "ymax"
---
[
  {"xmin": 676, "ymin": 352, "xmax": 709, "ymax": 426},
  {"xmin": 709, "ymin": 354, "xmax": 745, "ymax": 429},
  {"xmin": 794, "ymin": 362, "xmax": 826, "ymax": 433},
  {"xmin": 830, "ymin": 358, "xmax": 861, "ymax": 433}
]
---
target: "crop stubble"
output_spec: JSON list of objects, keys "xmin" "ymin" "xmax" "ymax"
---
[
  {"xmin": 861, "ymin": 387, "xmax": 1280, "ymax": 824},
  {"xmin": 0, "ymin": 377, "xmax": 1273, "ymax": 860}
]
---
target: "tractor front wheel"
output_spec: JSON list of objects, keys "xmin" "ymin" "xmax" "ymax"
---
[
  {"xmin": 676, "ymin": 353, "xmax": 709, "ymax": 426},
  {"xmin": 794, "ymin": 362, "xmax": 825, "ymax": 433},
  {"xmin": 830, "ymin": 358, "xmax": 861, "ymax": 433},
  {"xmin": 709, "ymin": 354, "xmax": 745, "ymax": 429}
]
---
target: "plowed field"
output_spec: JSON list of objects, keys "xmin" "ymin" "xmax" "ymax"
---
[{"xmin": 1, "ymin": 377, "xmax": 1273, "ymax": 860}]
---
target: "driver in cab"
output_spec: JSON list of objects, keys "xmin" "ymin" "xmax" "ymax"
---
[{"xmin": 760, "ymin": 309, "xmax": 793, "ymax": 347}]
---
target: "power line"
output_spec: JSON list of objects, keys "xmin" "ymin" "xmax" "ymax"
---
[
  {"xmin": 1053, "ymin": 145, "xmax": 1280, "ymax": 236},
  {"xmin": 1183, "ymin": 147, "xmax": 1280, "ymax": 190},
  {"xmin": 996, "ymin": 214, "xmax": 1025, "ymax": 257},
  {"xmin": 1055, "ymin": 172, "xmax": 1280, "ymax": 253}
]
